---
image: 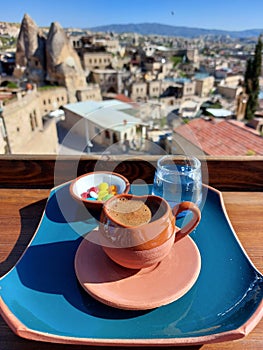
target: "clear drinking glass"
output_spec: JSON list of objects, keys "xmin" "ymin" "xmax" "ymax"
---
[{"xmin": 152, "ymin": 155, "xmax": 202, "ymax": 216}]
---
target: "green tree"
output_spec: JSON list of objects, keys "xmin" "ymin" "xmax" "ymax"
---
[{"xmin": 244, "ymin": 36, "xmax": 262, "ymax": 120}]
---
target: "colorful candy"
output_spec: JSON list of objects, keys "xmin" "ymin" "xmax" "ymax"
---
[{"xmin": 81, "ymin": 182, "xmax": 119, "ymax": 201}]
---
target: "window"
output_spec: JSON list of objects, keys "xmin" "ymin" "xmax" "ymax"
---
[
  {"xmin": 29, "ymin": 113, "xmax": 34, "ymax": 131},
  {"xmin": 33, "ymin": 110, "xmax": 38, "ymax": 128},
  {"xmin": 104, "ymin": 130, "xmax": 110, "ymax": 139}
]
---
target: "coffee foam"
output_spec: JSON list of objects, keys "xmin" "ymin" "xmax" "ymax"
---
[{"xmin": 107, "ymin": 198, "xmax": 151, "ymax": 226}]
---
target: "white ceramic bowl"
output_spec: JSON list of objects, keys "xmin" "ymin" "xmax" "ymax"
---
[{"xmin": 69, "ymin": 171, "xmax": 130, "ymax": 212}]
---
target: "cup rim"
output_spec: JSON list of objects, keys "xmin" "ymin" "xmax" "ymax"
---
[
  {"xmin": 157, "ymin": 155, "xmax": 201, "ymax": 173},
  {"xmin": 102, "ymin": 193, "xmax": 171, "ymax": 228}
]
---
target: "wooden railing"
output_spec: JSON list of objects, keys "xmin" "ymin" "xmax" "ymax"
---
[{"xmin": 0, "ymin": 155, "xmax": 263, "ymax": 191}]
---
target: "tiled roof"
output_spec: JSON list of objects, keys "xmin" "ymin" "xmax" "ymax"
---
[
  {"xmin": 106, "ymin": 94, "xmax": 139, "ymax": 108},
  {"xmin": 114, "ymin": 94, "xmax": 134, "ymax": 104},
  {"xmin": 175, "ymin": 118, "xmax": 263, "ymax": 155}
]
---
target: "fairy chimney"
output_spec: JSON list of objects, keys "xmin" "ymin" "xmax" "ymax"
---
[
  {"xmin": 45, "ymin": 22, "xmax": 87, "ymax": 102},
  {"xmin": 14, "ymin": 14, "xmax": 46, "ymax": 83}
]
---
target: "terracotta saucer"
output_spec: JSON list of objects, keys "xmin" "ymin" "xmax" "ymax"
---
[{"xmin": 74, "ymin": 231, "xmax": 201, "ymax": 310}]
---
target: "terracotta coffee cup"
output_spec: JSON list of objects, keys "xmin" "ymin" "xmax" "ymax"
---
[{"xmin": 99, "ymin": 194, "xmax": 201, "ymax": 269}]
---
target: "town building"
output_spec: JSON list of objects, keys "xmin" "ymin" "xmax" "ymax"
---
[
  {"xmin": 70, "ymin": 34, "xmax": 120, "ymax": 55},
  {"xmin": 0, "ymin": 85, "xmax": 60, "ymax": 154},
  {"xmin": 82, "ymin": 52, "xmax": 112, "ymax": 71},
  {"xmin": 130, "ymin": 81, "xmax": 147, "ymax": 101},
  {"xmin": 159, "ymin": 79, "xmax": 196, "ymax": 106},
  {"xmin": 195, "ymin": 76, "xmax": 215, "ymax": 97},
  {"xmin": 147, "ymin": 80, "xmax": 162, "ymax": 98},
  {"xmin": 91, "ymin": 69, "xmax": 123, "ymax": 94},
  {"xmin": 217, "ymin": 74, "xmax": 243, "ymax": 99},
  {"xmin": 61, "ymin": 99, "xmax": 148, "ymax": 152},
  {"xmin": 38, "ymin": 87, "xmax": 68, "ymax": 116},
  {"xmin": 76, "ymin": 84, "xmax": 102, "ymax": 102}
]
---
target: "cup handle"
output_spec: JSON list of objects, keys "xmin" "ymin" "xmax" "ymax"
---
[{"xmin": 172, "ymin": 201, "xmax": 201, "ymax": 243}]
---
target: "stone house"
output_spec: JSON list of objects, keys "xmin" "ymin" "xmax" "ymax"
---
[
  {"xmin": 93, "ymin": 39, "xmax": 120, "ymax": 54},
  {"xmin": 76, "ymin": 84, "xmax": 102, "ymax": 102},
  {"xmin": 144, "ymin": 59, "xmax": 162, "ymax": 74},
  {"xmin": 182, "ymin": 80, "xmax": 196, "ymax": 97},
  {"xmin": 179, "ymin": 62, "xmax": 195, "ymax": 76},
  {"xmin": 186, "ymin": 48, "xmax": 199, "ymax": 68},
  {"xmin": 147, "ymin": 80, "xmax": 161, "ymax": 98},
  {"xmin": 217, "ymin": 85, "xmax": 243, "ymax": 100},
  {"xmin": 62, "ymin": 99, "xmax": 147, "ymax": 150},
  {"xmin": 70, "ymin": 34, "xmax": 120, "ymax": 55},
  {"xmin": 223, "ymin": 74, "xmax": 243, "ymax": 86},
  {"xmin": 0, "ymin": 86, "xmax": 60, "ymax": 154},
  {"xmin": 195, "ymin": 76, "xmax": 215, "ymax": 97},
  {"xmin": 217, "ymin": 74, "xmax": 243, "ymax": 99},
  {"xmin": 159, "ymin": 95, "xmax": 177, "ymax": 107},
  {"xmin": 160, "ymin": 61, "xmax": 173, "ymax": 76},
  {"xmin": 69, "ymin": 34, "xmax": 82, "ymax": 49},
  {"xmin": 91, "ymin": 69, "xmax": 123, "ymax": 94},
  {"xmin": 82, "ymin": 52, "xmax": 112, "ymax": 71},
  {"xmin": 130, "ymin": 81, "xmax": 147, "ymax": 101},
  {"xmin": 38, "ymin": 87, "xmax": 68, "ymax": 116},
  {"xmin": 179, "ymin": 99, "xmax": 201, "ymax": 118},
  {"xmin": 159, "ymin": 80, "xmax": 195, "ymax": 106}
]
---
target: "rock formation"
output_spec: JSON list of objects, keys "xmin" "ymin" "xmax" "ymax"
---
[
  {"xmin": 46, "ymin": 22, "xmax": 87, "ymax": 102},
  {"xmin": 14, "ymin": 14, "xmax": 46, "ymax": 83},
  {"xmin": 0, "ymin": 22, "xmax": 20, "ymax": 37},
  {"xmin": 14, "ymin": 14, "xmax": 87, "ymax": 101}
]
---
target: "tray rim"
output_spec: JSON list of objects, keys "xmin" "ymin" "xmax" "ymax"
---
[
  {"xmin": 1, "ymin": 295, "xmax": 263, "ymax": 346},
  {"xmin": 0, "ymin": 183, "xmax": 263, "ymax": 346}
]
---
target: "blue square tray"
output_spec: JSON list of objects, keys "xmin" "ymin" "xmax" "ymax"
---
[{"xmin": 0, "ymin": 183, "xmax": 262, "ymax": 346}]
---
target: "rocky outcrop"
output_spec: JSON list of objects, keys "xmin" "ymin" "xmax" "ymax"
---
[
  {"xmin": 0, "ymin": 22, "xmax": 20, "ymax": 37},
  {"xmin": 14, "ymin": 14, "xmax": 46, "ymax": 83},
  {"xmin": 46, "ymin": 22, "xmax": 86, "ymax": 102},
  {"xmin": 14, "ymin": 14, "xmax": 86, "ymax": 101}
]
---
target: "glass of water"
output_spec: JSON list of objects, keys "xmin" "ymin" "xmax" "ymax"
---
[{"xmin": 152, "ymin": 155, "xmax": 202, "ymax": 216}]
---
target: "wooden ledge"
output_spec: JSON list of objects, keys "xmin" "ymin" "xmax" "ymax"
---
[{"xmin": 0, "ymin": 155, "xmax": 262, "ymax": 191}]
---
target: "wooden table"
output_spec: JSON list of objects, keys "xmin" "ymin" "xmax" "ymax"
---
[{"xmin": 0, "ymin": 188, "xmax": 262, "ymax": 350}]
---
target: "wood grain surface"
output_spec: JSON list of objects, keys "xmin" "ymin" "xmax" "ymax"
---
[
  {"xmin": 0, "ymin": 188, "xmax": 262, "ymax": 350},
  {"xmin": 0, "ymin": 155, "xmax": 263, "ymax": 191}
]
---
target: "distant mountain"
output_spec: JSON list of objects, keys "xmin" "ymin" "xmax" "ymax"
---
[{"xmin": 89, "ymin": 22, "xmax": 263, "ymax": 38}]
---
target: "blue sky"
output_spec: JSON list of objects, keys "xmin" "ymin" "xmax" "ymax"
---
[{"xmin": 2, "ymin": 0, "xmax": 263, "ymax": 31}]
